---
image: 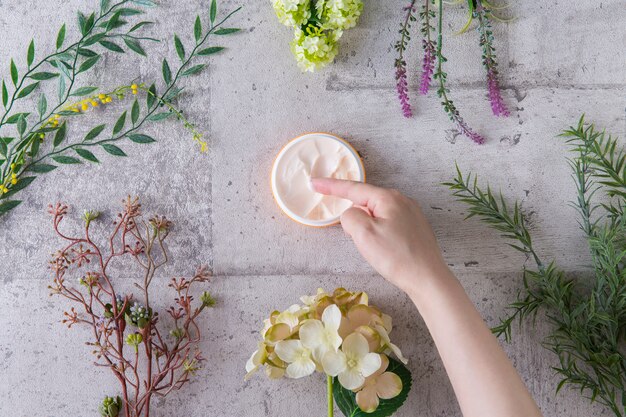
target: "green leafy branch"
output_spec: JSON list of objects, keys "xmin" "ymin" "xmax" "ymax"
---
[
  {"xmin": 445, "ymin": 116, "xmax": 626, "ymax": 416},
  {"xmin": 0, "ymin": 0, "xmax": 242, "ymax": 217}
]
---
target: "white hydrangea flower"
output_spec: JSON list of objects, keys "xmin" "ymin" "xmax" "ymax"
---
[
  {"xmin": 321, "ymin": 0, "xmax": 363, "ymax": 30},
  {"xmin": 272, "ymin": 0, "xmax": 312, "ymax": 27},
  {"xmin": 299, "ymin": 304, "xmax": 343, "ymax": 362},
  {"xmin": 290, "ymin": 28, "xmax": 341, "ymax": 72},
  {"xmin": 275, "ymin": 339, "xmax": 316, "ymax": 378},
  {"xmin": 321, "ymin": 332, "xmax": 382, "ymax": 390}
]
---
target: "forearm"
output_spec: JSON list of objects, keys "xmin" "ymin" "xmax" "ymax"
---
[{"xmin": 404, "ymin": 267, "xmax": 542, "ymax": 417}]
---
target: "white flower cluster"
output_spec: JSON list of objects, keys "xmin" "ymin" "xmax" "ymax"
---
[
  {"xmin": 246, "ymin": 288, "xmax": 406, "ymax": 413},
  {"xmin": 271, "ymin": 0, "xmax": 363, "ymax": 72}
]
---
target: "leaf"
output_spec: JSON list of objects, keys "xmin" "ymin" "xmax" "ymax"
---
[
  {"xmin": 334, "ymin": 357, "xmax": 412, "ymax": 417},
  {"xmin": 84, "ymin": 124, "xmax": 106, "ymax": 142},
  {"xmin": 58, "ymin": 76, "xmax": 66, "ymax": 102},
  {"xmin": 27, "ymin": 39, "xmax": 35, "ymax": 67},
  {"xmin": 75, "ymin": 148, "xmax": 99, "ymax": 163},
  {"xmin": 197, "ymin": 46, "xmax": 224, "ymax": 56},
  {"xmin": 84, "ymin": 13, "xmax": 95, "ymax": 34},
  {"xmin": 210, "ymin": 0, "xmax": 217, "ymax": 25},
  {"xmin": 52, "ymin": 59, "xmax": 72, "ymax": 79},
  {"xmin": 102, "ymin": 144, "xmax": 126, "ymax": 156},
  {"xmin": 71, "ymin": 87, "xmax": 99, "ymax": 97},
  {"xmin": 1, "ymin": 176, "xmax": 36, "ymax": 199},
  {"xmin": 113, "ymin": 111, "xmax": 127, "ymax": 135},
  {"xmin": 6, "ymin": 113, "xmax": 29, "ymax": 124},
  {"xmin": 0, "ymin": 141, "xmax": 6, "ymax": 157},
  {"xmin": 131, "ymin": 0, "xmax": 157, "ymax": 6},
  {"xmin": 2, "ymin": 80, "xmax": 7, "ymax": 107},
  {"xmin": 83, "ymin": 33, "xmax": 106, "ymax": 47},
  {"xmin": 52, "ymin": 155, "xmax": 81, "ymax": 164},
  {"xmin": 53, "ymin": 122, "xmax": 67, "ymax": 147},
  {"xmin": 146, "ymin": 84, "xmax": 157, "ymax": 108},
  {"xmin": 131, "ymin": 99, "xmax": 140, "ymax": 125},
  {"xmin": 147, "ymin": 112, "xmax": 172, "ymax": 122},
  {"xmin": 78, "ymin": 56, "xmax": 100, "ymax": 73},
  {"xmin": 124, "ymin": 38, "xmax": 146, "ymax": 56},
  {"xmin": 100, "ymin": 0, "xmax": 111, "ymax": 14},
  {"xmin": 17, "ymin": 115, "xmax": 26, "ymax": 136},
  {"xmin": 78, "ymin": 11, "xmax": 87, "ymax": 35},
  {"xmin": 29, "ymin": 72, "xmax": 59, "ymax": 81},
  {"xmin": 129, "ymin": 21, "xmax": 154, "ymax": 33},
  {"xmin": 181, "ymin": 64, "xmax": 206, "ymax": 77},
  {"xmin": 162, "ymin": 58, "xmax": 172, "ymax": 85},
  {"xmin": 37, "ymin": 94, "xmax": 47, "ymax": 118},
  {"xmin": 99, "ymin": 40, "xmax": 125, "ymax": 53},
  {"xmin": 10, "ymin": 59, "xmax": 18, "ymax": 86},
  {"xmin": 56, "ymin": 24, "xmax": 66, "ymax": 49},
  {"xmin": 0, "ymin": 200, "xmax": 22, "ymax": 216},
  {"xmin": 28, "ymin": 163, "xmax": 57, "ymax": 173},
  {"xmin": 16, "ymin": 82, "xmax": 39, "ymax": 99},
  {"xmin": 163, "ymin": 87, "xmax": 183, "ymax": 101},
  {"xmin": 119, "ymin": 8, "xmax": 143, "ymax": 16},
  {"xmin": 194, "ymin": 16, "xmax": 202, "ymax": 42},
  {"xmin": 174, "ymin": 35, "xmax": 185, "ymax": 61},
  {"xmin": 214, "ymin": 28, "xmax": 241, "ymax": 35},
  {"xmin": 128, "ymin": 133, "xmax": 155, "ymax": 143}
]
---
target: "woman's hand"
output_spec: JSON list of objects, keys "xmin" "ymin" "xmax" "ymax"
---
[{"xmin": 311, "ymin": 178, "xmax": 449, "ymax": 293}]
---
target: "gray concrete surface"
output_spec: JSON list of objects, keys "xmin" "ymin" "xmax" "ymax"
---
[{"xmin": 0, "ymin": 0, "xmax": 624, "ymax": 416}]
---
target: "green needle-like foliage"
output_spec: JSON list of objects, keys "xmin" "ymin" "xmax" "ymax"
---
[{"xmin": 444, "ymin": 115, "xmax": 626, "ymax": 416}]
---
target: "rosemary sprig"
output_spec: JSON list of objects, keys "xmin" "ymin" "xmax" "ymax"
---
[{"xmin": 445, "ymin": 116, "xmax": 626, "ymax": 416}]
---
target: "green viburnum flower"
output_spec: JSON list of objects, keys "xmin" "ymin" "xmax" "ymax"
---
[
  {"xmin": 201, "ymin": 291, "xmax": 216, "ymax": 308},
  {"xmin": 98, "ymin": 396, "xmax": 122, "ymax": 417},
  {"xmin": 272, "ymin": 0, "xmax": 312, "ymax": 27},
  {"xmin": 317, "ymin": 0, "xmax": 363, "ymax": 30},
  {"xmin": 125, "ymin": 333, "xmax": 143, "ymax": 351},
  {"xmin": 290, "ymin": 27, "xmax": 341, "ymax": 72}
]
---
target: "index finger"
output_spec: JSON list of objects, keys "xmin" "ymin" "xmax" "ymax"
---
[{"xmin": 311, "ymin": 178, "xmax": 385, "ymax": 210}]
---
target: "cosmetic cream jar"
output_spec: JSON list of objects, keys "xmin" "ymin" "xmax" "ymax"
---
[{"xmin": 271, "ymin": 133, "xmax": 366, "ymax": 227}]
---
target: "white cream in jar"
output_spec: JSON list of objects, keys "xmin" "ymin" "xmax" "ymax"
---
[{"xmin": 271, "ymin": 133, "xmax": 365, "ymax": 227}]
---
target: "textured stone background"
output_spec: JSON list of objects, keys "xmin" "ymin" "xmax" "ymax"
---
[{"xmin": 0, "ymin": 0, "xmax": 624, "ymax": 416}]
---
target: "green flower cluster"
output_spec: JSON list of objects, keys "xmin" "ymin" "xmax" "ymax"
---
[
  {"xmin": 98, "ymin": 396, "xmax": 122, "ymax": 417},
  {"xmin": 272, "ymin": 0, "xmax": 363, "ymax": 72}
]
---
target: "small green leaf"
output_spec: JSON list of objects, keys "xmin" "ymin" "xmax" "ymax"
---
[
  {"xmin": 27, "ymin": 40, "xmax": 35, "ymax": 67},
  {"xmin": 6, "ymin": 113, "xmax": 29, "ymax": 124},
  {"xmin": 84, "ymin": 13, "xmax": 95, "ymax": 34},
  {"xmin": 131, "ymin": 99, "xmax": 140, "ymax": 125},
  {"xmin": 119, "ymin": 8, "xmax": 143, "ymax": 16},
  {"xmin": 194, "ymin": 16, "xmax": 202, "ymax": 42},
  {"xmin": 16, "ymin": 82, "xmax": 39, "ymax": 99},
  {"xmin": 181, "ymin": 64, "xmax": 206, "ymax": 77},
  {"xmin": 124, "ymin": 38, "xmax": 146, "ymax": 56},
  {"xmin": 129, "ymin": 21, "xmax": 154, "ymax": 33},
  {"xmin": 1, "ymin": 176, "xmax": 36, "ymax": 199},
  {"xmin": 56, "ymin": 24, "xmax": 66, "ymax": 49},
  {"xmin": 174, "ymin": 35, "xmax": 185, "ymax": 61},
  {"xmin": 147, "ymin": 112, "xmax": 172, "ymax": 122},
  {"xmin": 162, "ymin": 59, "xmax": 172, "ymax": 85},
  {"xmin": 29, "ymin": 72, "xmax": 59, "ymax": 81},
  {"xmin": 10, "ymin": 59, "xmax": 18, "ymax": 86},
  {"xmin": 100, "ymin": 0, "xmax": 111, "ymax": 14},
  {"xmin": 17, "ymin": 115, "xmax": 26, "ymax": 136},
  {"xmin": 53, "ymin": 122, "xmax": 67, "ymax": 147},
  {"xmin": 214, "ymin": 28, "xmax": 241, "ymax": 35},
  {"xmin": 83, "ymin": 33, "xmax": 106, "ymax": 47},
  {"xmin": 77, "ymin": 55, "xmax": 100, "ymax": 73},
  {"xmin": 75, "ymin": 148, "xmax": 99, "ymax": 163},
  {"xmin": 197, "ymin": 46, "xmax": 224, "ymax": 56},
  {"xmin": 2, "ymin": 80, "xmax": 7, "ymax": 107},
  {"xmin": 0, "ymin": 141, "xmax": 6, "ymax": 157},
  {"xmin": 28, "ymin": 163, "xmax": 57, "ymax": 173},
  {"xmin": 210, "ymin": 0, "xmax": 217, "ymax": 25},
  {"xmin": 84, "ymin": 124, "xmax": 106, "ymax": 141},
  {"xmin": 0, "ymin": 200, "xmax": 22, "ymax": 216},
  {"xmin": 102, "ymin": 144, "xmax": 126, "ymax": 156},
  {"xmin": 70, "ymin": 86, "xmax": 98, "ymax": 97},
  {"xmin": 99, "ymin": 40, "xmax": 125, "ymax": 53},
  {"xmin": 128, "ymin": 133, "xmax": 155, "ymax": 143},
  {"xmin": 131, "ymin": 0, "xmax": 157, "ymax": 6},
  {"xmin": 113, "ymin": 111, "xmax": 127, "ymax": 135},
  {"xmin": 52, "ymin": 155, "xmax": 81, "ymax": 164},
  {"xmin": 78, "ymin": 12, "xmax": 87, "ymax": 35},
  {"xmin": 147, "ymin": 84, "xmax": 157, "ymax": 108},
  {"xmin": 58, "ymin": 76, "xmax": 66, "ymax": 102},
  {"xmin": 38, "ymin": 94, "xmax": 47, "ymax": 118}
]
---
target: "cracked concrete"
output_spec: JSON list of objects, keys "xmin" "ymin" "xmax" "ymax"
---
[{"xmin": 0, "ymin": 0, "xmax": 624, "ymax": 416}]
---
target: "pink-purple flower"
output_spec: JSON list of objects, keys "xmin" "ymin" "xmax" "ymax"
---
[
  {"xmin": 395, "ymin": 63, "xmax": 412, "ymax": 118},
  {"xmin": 487, "ymin": 69, "xmax": 509, "ymax": 117},
  {"xmin": 419, "ymin": 40, "xmax": 435, "ymax": 95}
]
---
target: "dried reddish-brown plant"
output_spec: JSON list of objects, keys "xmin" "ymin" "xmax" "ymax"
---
[{"xmin": 48, "ymin": 197, "xmax": 215, "ymax": 417}]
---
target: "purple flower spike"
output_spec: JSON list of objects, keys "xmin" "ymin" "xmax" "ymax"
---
[
  {"xmin": 457, "ymin": 118, "xmax": 486, "ymax": 145},
  {"xmin": 395, "ymin": 63, "xmax": 412, "ymax": 118},
  {"xmin": 487, "ymin": 69, "xmax": 510, "ymax": 117},
  {"xmin": 419, "ymin": 40, "xmax": 435, "ymax": 95}
]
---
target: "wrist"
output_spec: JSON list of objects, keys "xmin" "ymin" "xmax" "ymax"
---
[{"xmin": 398, "ymin": 264, "xmax": 458, "ymax": 308}]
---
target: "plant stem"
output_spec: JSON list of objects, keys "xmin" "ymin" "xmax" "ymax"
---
[{"xmin": 327, "ymin": 375, "xmax": 334, "ymax": 417}]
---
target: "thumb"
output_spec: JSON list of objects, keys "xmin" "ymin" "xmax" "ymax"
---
[{"xmin": 340, "ymin": 206, "xmax": 374, "ymax": 238}]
